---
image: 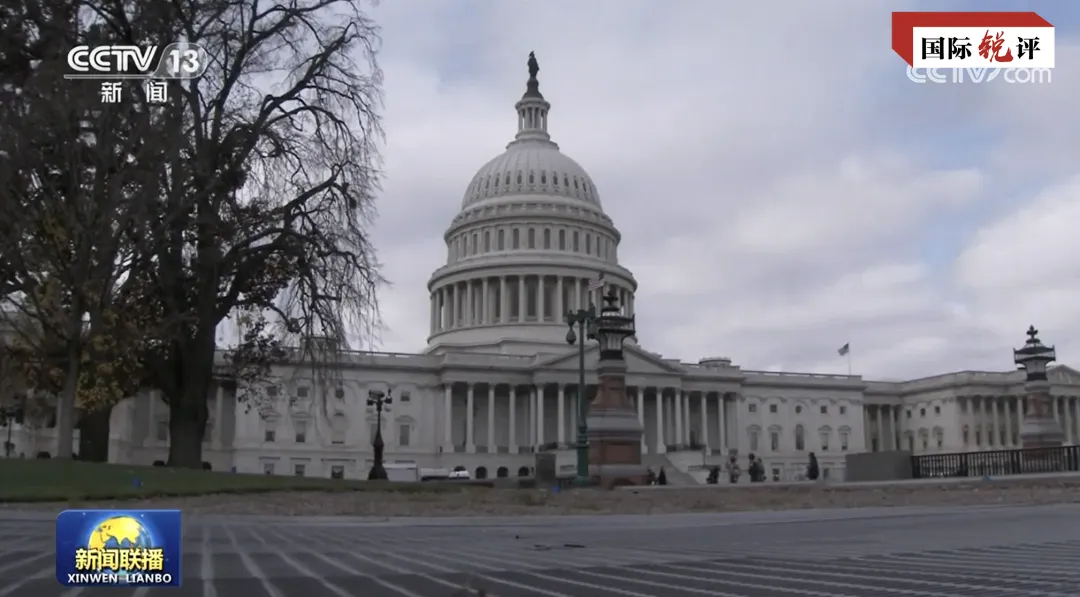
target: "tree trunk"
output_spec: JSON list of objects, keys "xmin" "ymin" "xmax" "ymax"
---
[
  {"xmin": 164, "ymin": 333, "xmax": 216, "ymax": 468},
  {"xmin": 77, "ymin": 406, "xmax": 112, "ymax": 462}
]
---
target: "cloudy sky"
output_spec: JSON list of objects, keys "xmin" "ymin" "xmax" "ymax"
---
[{"xmin": 360, "ymin": 0, "xmax": 1079, "ymax": 380}]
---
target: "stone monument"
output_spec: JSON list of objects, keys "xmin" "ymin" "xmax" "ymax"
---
[
  {"xmin": 1016, "ymin": 326, "xmax": 1065, "ymax": 449},
  {"xmin": 586, "ymin": 289, "xmax": 647, "ymax": 488}
]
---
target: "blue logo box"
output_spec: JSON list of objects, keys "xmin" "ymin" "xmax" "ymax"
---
[{"xmin": 56, "ymin": 509, "xmax": 182, "ymax": 587}]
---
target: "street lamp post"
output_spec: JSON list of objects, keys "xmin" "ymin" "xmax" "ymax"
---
[
  {"xmin": 1014, "ymin": 325, "xmax": 1065, "ymax": 449},
  {"xmin": 367, "ymin": 389, "xmax": 393, "ymax": 480},
  {"xmin": 565, "ymin": 303, "xmax": 599, "ymax": 488}
]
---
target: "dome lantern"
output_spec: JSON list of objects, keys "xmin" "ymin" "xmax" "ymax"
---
[{"xmin": 514, "ymin": 52, "xmax": 551, "ymax": 143}]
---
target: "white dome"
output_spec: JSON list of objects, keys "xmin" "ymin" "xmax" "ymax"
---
[
  {"xmin": 425, "ymin": 54, "xmax": 638, "ymax": 355},
  {"xmin": 461, "ymin": 141, "xmax": 602, "ymax": 209}
]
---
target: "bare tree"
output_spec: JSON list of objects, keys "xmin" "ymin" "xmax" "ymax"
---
[{"xmin": 86, "ymin": 0, "xmax": 385, "ymax": 467}]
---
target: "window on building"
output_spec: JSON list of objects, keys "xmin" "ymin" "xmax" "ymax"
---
[
  {"xmin": 512, "ymin": 228, "xmax": 520, "ymax": 249},
  {"xmin": 934, "ymin": 406, "xmax": 941, "ymax": 415},
  {"xmin": 820, "ymin": 406, "xmax": 828, "ymax": 414},
  {"xmin": 293, "ymin": 463, "xmax": 306, "ymax": 477},
  {"xmin": 795, "ymin": 406, "xmax": 802, "ymax": 414},
  {"xmin": 543, "ymin": 229, "xmax": 551, "ymax": 249},
  {"xmin": 262, "ymin": 462, "xmax": 275, "ymax": 475},
  {"xmin": 558, "ymin": 229, "xmax": 566, "ymax": 250},
  {"xmin": 794, "ymin": 425, "xmax": 805, "ymax": 450},
  {"xmin": 400, "ymin": 392, "xmax": 411, "ymax": 402},
  {"xmin": 819, "ymin": 429, "xmax": 830, "ymax": 451},
  {"xmin": 294, "ymin": 419, "xmax": 307, "ymax": 443},
  {"xmin": 769, "ymin": 404, "xmax": 778, "ymax": 414},
  {"xmin": 399, "ymin": 424, "xmax": 411, "ymax": 446},
  {"xmin": 331, "ymin": 414, "xmax": 347, "ymax": 444},
  {"xmin": 921, "ymin": 436, "xmax": 928, "ymax": 450},
  {"xmin": 498, "ymin": 229, "xmax": 505, "ymax": 250},
  {"xmin": 919, "ymin": 408, "xmax": 926, "ymax": 417},
  {"xmin": 297, "ymin": 386, "xmax": 309, "ymax": 399},
  {"xmin": 839, "ymin": 406, "xmax": 847, "ymax": 415},
  {"xmin": 264, "ymin": 420, "xmax": 276, "ymax": 442},
  {"xmin": 770, "ymin": 431, "xmax": 779, "ymax": 451},
  {"xmin": 572, "ymin": 231, "xmax": 580, "ymax": 251},
  {"xmin": 330, "ymin": 465, "xmax": 344, "ymax": 479},
  {"xmin": 936, "ymin": 430, "xmax": 944, "ymax": 449},
  {"xmin": 749, "ymin": 430, "xmax": 759, "ymax": 452},
  {"xmin": 771, "ymin": 468, "xmax": 781, "ymax": 482},
  {"xmin": 840, "ymin": 431, "xmax": 849, "ymax": 451},
  {"xmin": 748, "ymin": 404, "xmax": 757, "ymax": 413},
  {"xmin": 267, "ymin": 386, "xmax": 278, "ymax": 397},
  {"xmin": 975, "ymin": 429, "xmax": 982, "ymax": 445},
  {"xmin": 334, "ymin": 387, "xmax": 345, "ymax": 400},
  {"xmin": 962, "ymin": 426, "xmax": 970, "ymax": 446},
  {"xmin": 471, "ymin": 233, "xmax": 478, "ymax": 254},
  {"xmin": 484, "ymin": 231, "xmax": 491, "ymax": 252},
  {"xmin": 906, "ymin": 410, "xmax": 912, "ymax": 419},
  {"xmin": 585, "ymin": 234, "xmax": 592, "ymax": 254},
  {"xmin": 156, "ymin": 421, "xmax": 169, "ymax": 442},
  {"xmin": 527, "ymin": 228, "xmax": 535, "ymax": 249}
]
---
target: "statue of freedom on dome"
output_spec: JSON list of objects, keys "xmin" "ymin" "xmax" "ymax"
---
[{"xmin": 528, "ymin": 51, "xmax": 539, "ymax": 80}]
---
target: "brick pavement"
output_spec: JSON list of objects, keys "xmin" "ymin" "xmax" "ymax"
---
[{"xmin": 3, "ymin": 504, "xmax": 1080, "ymax": 596}]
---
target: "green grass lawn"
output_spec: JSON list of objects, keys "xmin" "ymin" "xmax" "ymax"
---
[{"xmin": 0, "ymin": 459, "xmax": 469, "ymax": 502}]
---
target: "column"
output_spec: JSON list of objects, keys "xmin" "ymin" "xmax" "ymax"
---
[
  {"xmin": 655, "ymin": 388, "xmax": 665, "ymax": 453},
  {"xmin": 499, "ymin": 277, "xmax": 508, "ymax": 323},
  {"xmin": 556, "ymin": 276, "xmax": 564, "ymax": 319},
  {"xmin": 1003, "ymin": 395, "xmax": 1013, "ymax": 447},
  {"xmin": 518, "ymin": 276, "xmax": 526, "ymax": 322},
  {"xmin": 487, "ymin": 384, "xmax": 496, "ymax": 451},
  {"xmin": 627, "ymin": 292, "xmax": 634, "ymax": 317},
  {"xmin": 557, "ymin": 385, "xmax": 566, "ymax": 445},
  {"xmin": 536, "ymin": 385, "xmax": 545, "ymax": 445},
  {"xmin": 466, "ymin": 281, "xmax": 474, "ymax": 326},
  {"xmin": 509, "ymin": 387, "xmax": 517, "ymax": 453},
  {"xmin": 527, "ymin": 386, "xmax": 535, "ymax": 446},
  {"xmin": 893, "ymin": 406, "xmax": 901, "ymax": 450},
  {"xmin": 429, "ymin": 294, "xmax": 436, "ymax": 335},
  {"xmin": 481, "ymin": 278, "xmax": 490, "ymax": 325},
  {"xmin": 674, "ymin": 391, "xmax": 683, "ymax": 446},
  {"xmin": 465, "ymin": 384, "xmax": 475, "ymax": 452},
  {"xmin": 450, "ymin": 286, "xmax": 459, "ymax": 328},
  {"xmin": 538, "ymin": 276, "xmax": 546, "ymax": 322},
  {"xmin": 635, "ymin": 387, "xmax": 645, "ymax": 453},
  {"xmin": 700, "ymin": 392, "xmax": 709, "ymax": 454},
  {"xmin": 443, "ymin": 384, "xmax": 453, "ymax": 449},
  {"xmin": 876, "ymin": 407, "xmax": 885, "ymax": 451},
  {"xmin": 1018, "ymin": 396, "xmax": 1026, "ymax": 440},
  {"xmin": 991, "ymin": 398, "xmax": 1001, "ymax": 447},
  {"xmin": 717, "ymin": 394, "xmax": 726, "ymax": 452},
  {"xmin": 213, "ymin": 382, "xmax": 224, "ymax": 448}
]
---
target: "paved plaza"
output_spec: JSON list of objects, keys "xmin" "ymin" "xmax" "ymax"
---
[{"xmin": 3, "ymin": 503, "xmax": 1080, "ymax": 596}]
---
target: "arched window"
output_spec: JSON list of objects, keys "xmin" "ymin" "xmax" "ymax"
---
[
  {"xmin": 585, "ymin": 234, "xmax": 592, "ymax": 254},
  {"xmin": 484, "ymin": 230, "xmax": 491, "ymax": 252},
  {"xmin": 471, "ymin": 233, "xmax": 478, "ymax": 255},
  {"xmin": 527, "ymin": 228, "xmax": 536, "ymax": 249},
  {"xmin": 543, "ymin": 228, "xmax": 551, "ymax": 249},
  {"xmin": 496, "ymin": 466, "xmax": 509, "ymax": 478},
  {"xmin": 512, "ymin": 228, "xmax": 520, "ymax": 249},
  {"xmin": 517, "ymin": 466, "xmax": 530, "ymax": 477},
  {"xmin": 572, "ymin": 231, "xmax": 580, "ymax": 252},
  {"xmin": 475, "ymin": 466, "xmax": 488, "ymax": 479},
  {"xmin": 497, "ymin": 229, "xmax": 505, "ymax": 250},
  {"xmin": 794, "ymin": 424, "xmax": 805, "ymax": 451},
  {"xmin": 558, "ymin": 229, "xmax": 566, "ymax": 250}
]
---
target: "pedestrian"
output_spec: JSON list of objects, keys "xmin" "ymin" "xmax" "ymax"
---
[
  {"xmin": 657, "ymin": 467, "xmax": 668, "ymax": 485},
  {"xmin": 807, "ymin": 452, "xmax": 820, "ymax": 481}
]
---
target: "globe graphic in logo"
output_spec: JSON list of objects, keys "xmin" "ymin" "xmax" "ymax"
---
[{"xmin": 87, "ymin": 516, "xmax": 153, "ymax": 582}]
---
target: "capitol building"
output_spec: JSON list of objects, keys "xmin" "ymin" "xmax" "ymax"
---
[{"xmin": 6, "ymin": 61, "xmax": 1080, "ymax": 484}]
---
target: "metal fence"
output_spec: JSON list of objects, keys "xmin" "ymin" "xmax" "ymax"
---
[{"xmin": 912, "ymin": 445, "xmax": 1080, "ymax": 479}]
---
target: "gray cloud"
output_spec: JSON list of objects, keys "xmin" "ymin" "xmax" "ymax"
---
[{"xmin": 362, "ymin": 1, "xmax": 1080, "ymax": 379}]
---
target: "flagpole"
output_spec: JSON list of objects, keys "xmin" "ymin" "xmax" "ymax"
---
[{"xmin": 847, "ymin": 351, "xmax": 852, "ymax": 376}]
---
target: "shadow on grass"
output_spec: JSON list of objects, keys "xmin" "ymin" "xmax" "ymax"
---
[{"xmin": 0, "ymin": 459, "xmax": 490, "ymax": 503}]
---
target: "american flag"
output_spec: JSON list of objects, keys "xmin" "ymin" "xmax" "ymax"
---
[{"xmin": 587, "ymin": 272, "xmax": 606, "ymax": 292}]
